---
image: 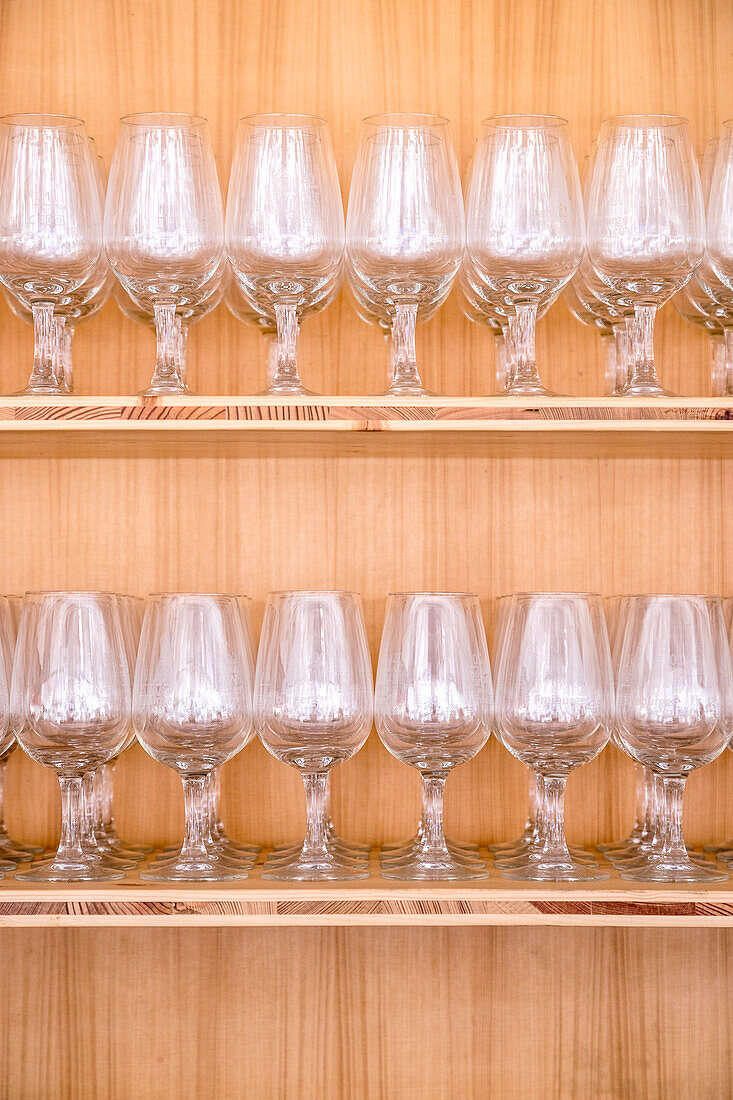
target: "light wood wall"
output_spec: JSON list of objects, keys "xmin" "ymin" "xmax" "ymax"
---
[{"xmin": 0, "ymin": 1, "xmax": 732, "ymax": 1097}]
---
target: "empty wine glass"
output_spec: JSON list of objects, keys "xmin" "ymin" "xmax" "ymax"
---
[
  {"xmin": 255, "ymin": 591, "xmax": 373, "ymax": 880},
  {"xmin": 587, "ymin": 115, "xmax": 704, "ymax": 396},
  {"xmin": 226, "ymin": 114, "xmax": 344, "ymax": 396},
  {"xmin": 346, "ymin": 113, "xmax": 464, "ymax": 395},
  {"xmin": 133, "ymin": 594, "xmax": 253, "ymax": 881},
  {"xmin": 615, "ymin": 595, "xmax": 731, "ymax": 882},
  {"xmin": 0, "ymin": 114, "xmax": 102, "ymax": 394},
  {"xmin": 467, "ymin": 115, "xmax": 584, "ymax": 395},
  {"xmin": 11, "ymin": 592, "xmax": 131, "ymax": 882},
  {"xmin": 105, "ymin": 113, "xmax": 224, "ymax": 395},
  {"xmin": 494, "ymin": 593, "xmax": 613, "ymax": 881},
  {"xmin": 375, "ymin": 593, "xmax": 492, "ymax": 880}
]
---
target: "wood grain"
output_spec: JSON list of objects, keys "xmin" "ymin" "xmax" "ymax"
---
[
  {"xmin": 0, "ymin": 395, "xmax": 731, "ymax": 432},
  {"xmin": 0, "ymin": 924, "xmax": 731, "ymax": 1099},
  {"xmin": 3, "ymin": 859, "xmax": 733, "ymax": 927},
  {"xmin": 0, "ymin": 1, "xmax": 730, "ymax": 1096}
]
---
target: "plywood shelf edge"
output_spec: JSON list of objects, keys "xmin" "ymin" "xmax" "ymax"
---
[{"xmin": 0, "ymin": 395, "xmax": 730, "ymax": 434}]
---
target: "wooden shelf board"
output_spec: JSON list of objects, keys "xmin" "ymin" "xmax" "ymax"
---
[
  {"xmin": 2, "ymin": 856, "xmax": 733, "ymax": 927},
  {"xmin": 0, "ymin": 395, "xmax": 731, "ymax": 434}
]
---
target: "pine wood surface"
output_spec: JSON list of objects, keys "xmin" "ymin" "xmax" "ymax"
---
[
  {"xmin": 0, "ymin": 1, "xmax": 731, "ymax": 1096},
  {"xmin": 0, "ymin": 925, "xmax": 731, "ymax": 1099}
]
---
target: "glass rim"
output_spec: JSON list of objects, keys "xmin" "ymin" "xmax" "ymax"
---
[
  {"xmin": 362, "ymin": 112, "xmax": 451, "ymax": 129},
  {"xmin": 600, "ymin": 113, "xmax": 690, "ymax": 129},
  {"xmin": 0, "ymin": 113, "xmax": 86, "ymax": 130},
  {"xmin": 387, "ymin": 590, "xmax": 479, "ymax": 600},
  {"xmin": 613, "ymin": 592, "xmax": 722, "ymax": 601},
  {"xmin": 146, "ymin": 591, "xmax": 240, "ymax": 600},
  {"xmin": 505, "ymin": 591, "xmax": 602, "ymax": 600},
  {"xmin": 480, "ymin": 113, "xmax": 569, "ymax": 129},
  {"xmin": 22, "ymin": 589, "xmax": 118, "ymax": 599},
  {"xmin": 119, "ymin": 111, "xmax": 209, "ymax": 128},
  {"xmin": 266, "ymin": 589, "xmax": 361, "ymax": 599},
  {"xmin": 238, "ymin": 112, "xmax": 329, "ymax": 129}
]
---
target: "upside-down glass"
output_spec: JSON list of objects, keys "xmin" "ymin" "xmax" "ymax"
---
[
  {"xmin": 615, "ymin": 595, "xmax": 731, "ymax": 882},
  {"xmin": 494, "ymin": 593, "xmax": 613, "ymax": 881},
  {"xmin": 226, "ymin": 114, "xmax": 344, "ymax": 396},
  {"xmin": 105, "ymin": 113, "xmax": 224, "ymax": 395},
  {"xmin": 346, "ymin": 114, "xmax": 464, "ymax": 395},
  {"xmin": 133, "ymin": 594, "xmax": 253, "ymax": 881},
  {"xmin": 467, "ymin": 115, "xmax": 584, "ymax": 395},
  {"xmin": 375, "ymin": 593, "xmax": 492, "ymax": 880},
  {"xmin": 0, "ymin": 115, "xmax": 102, "ymax": 394},
  {"xmin": 255, "ymin": 591, "xmax": 373, "ymax": 880},
  {"xmin": 587, "ymin": 115, "xmax": 704, "ymax": 396},
  {"xmin": 11, "ymin": 593, "xmax": 131, "ymax": 881}
]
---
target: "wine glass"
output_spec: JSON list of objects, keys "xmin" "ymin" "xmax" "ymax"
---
[
  {"xmin": 346, "ymin": 113, "xmax": 464, "ymax": 395},
  {"xmin": 226, "ymin": 114, "xmax": 344, "ymax": 396},
  {"xmin": 615, "ymin": 595, "xmax": 731, "ymax": 882},
  {"xmin": 255, "ymin": 591, "xmax": 373, "ymax": 880},
  {"xmin": 10, "ymin": 592, "xmax": 131, "ymax": 882},
  {"xmin": 375, "ymin": 593, "xmax": 492, "ymax": 879},
  {"xmin": 467, "ymin": 115, "xmax": 584, "ymax": 395},
  {"xmin": 133, "ymin": 594, "xmax": 253, "ymax": 881},
  {"xmin": 494, "ymin": 593, "xmax": 613, "ymax": 881},
  {"xmin": 0, "ymin": 114, "xmax": 102, "ymax": 395},
  {"xmin": 105, "ymin": 113, "xmax": 224, "ymax": 395},
  {"xmin": 586, "ymin": 115, "xmax": 704, "ymax": 396}
]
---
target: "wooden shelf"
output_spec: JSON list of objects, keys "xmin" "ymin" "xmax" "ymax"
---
[
  {"xmin": 2, "ymin": 855, "xmax": 733, "ymax": 927},
  {"xmin": 0, "ymin": 395, "xmax": 732, "ymax": 435}
]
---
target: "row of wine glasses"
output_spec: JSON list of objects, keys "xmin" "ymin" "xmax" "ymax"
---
[
  {"xmin": 2, "ymin": 111, "xmax": 733, "ymax": 398},
  {"xmin": 3, "ymin": 589, "xmax": 733, "ymax": 884}
]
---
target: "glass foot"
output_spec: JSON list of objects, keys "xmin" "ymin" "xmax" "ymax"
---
[
  {"xmin": 503, "ymin": 382, "xmax": 558, "ymax": 397},
  {"xmin": 500, "ymin": 859, "xmax": 609, "ymax": 882},
  {"xmin": 261, "ymin": 851, "xmax": 370, "ymax": 881},
  {"xmin": 15, "ymin": 858, "xmax": 124, "ymax": 882},
  {"xmin": 704, "ymin": 839, "xmax": 733, "ymax": 854},
  {"xmin": 256, "ymin": 382, "xmax": 316, "ymax": 397},
  {"xmin": 377, "ymin": 382, "xmax": 435, "ymax": 397},
  {"xmin": 140, "ymin": 858, "xmax": 249, "ymax": 882},
  {"xmin": 9, "ymin": 385, "xmax": 67, "ymax": 397},
  {"xmin": 137, "ymin": 382, "xmax": 189, "ymax": 397},
  {"xmin": 620, "ymin": 382, "xmax": 676, "ymax": 397},
  {"xmin": 620, "ymin": 858, "xmax": 728, "ymax": 883},
  {"xmin": 0, "ymin": 858, "xmax": 17, "ymax": 872},
  {"xmin": 381, "ymin": 856, "xmax": 489, "ymax": 881}
]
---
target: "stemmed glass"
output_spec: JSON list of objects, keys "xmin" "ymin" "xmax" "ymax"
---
[
  {"xmin": 586, "ymin": 115, "xmax": 704, "ymax": 396},
  {"xmin": 375, "ymin": 593, "xmax": 492, "ymax": 880},
  {"xmin": 133, "ymin": 594, "xmax": 253, "ymax": 881},
  {"xmin": 0, "ymin": 114, "xmax": 102, "ymax": 394},
  {"xmin": 615, "ymin": 595, "xmax": 731, "ymax": 882},
  {"xmin": 346, "ymin": 114, "xmax": 464, "ymax": 395},
  {"xmin": 494, "ymin": 593, "xmax": 613, "ymax": 881},
  {"xmin": 105, "ymin": 113, "xmax": 224, "ymax": 395},
  {"xmin": 11, "ymin": 592, "xmax": 131, "ymax": 881},
  {"xmin": 226, "ymin": 114, "xmax": 344, "ymax": 396},
  {"xmin": 255, "ymin": 591, "xmax": 373, "ymax": 880},
  {"xmin": 467, "ymin": 115, "xmax": 584, "ymax": 395}
]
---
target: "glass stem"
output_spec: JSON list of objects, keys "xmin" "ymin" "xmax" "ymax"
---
[
  {"xmin": 390, "ymin": 302, "xmax": 423, "ymax": 392},
  {"xmin": 600, "ymin": 331, "xmax": 616, "ymax": 395},
  {"xmin": 659, "ymin": 775, "xmax": 689, "ymax": 862},
  {"xmin": 263, "ymin": 332, "xmax": 278, "ymax": 388},
  {"xmin": 538, "ymin": 775, "xmax": 572, "ymax": 861},
  {"xmin": 179, "ymin": 775, "xmax": 209, "ymax": 862},
  {"xmin": 421, "ymin": 775, "xmax": 450, "ymax": 855},
  {"xmin": 494, "ymin": 330, "xmax": 507, "ymax": 393},
  {"xmin": 176, "ymin": 322, "xmax": 188, "ymax": 389},
  {"xmin": 301, "ymin": 771, "xmax": 330, "ymax": 858},
  {"xmin": 271, "ymin": 302, "xmax": 302, "ymax": 390},
  {"xmin": 57, "ymin": 776, "xmax": 86, "ymax": 863},
  {"xmin": 101, "ymin": 762, "xmax": 114, "ymax": 829},
  {"xmin": 0, "ymin": 761, "xmax": 6, "ymax": 833},
  {"xmin": 150, "ymin": 302, "xmax": 185, "ymax": 391},
  {"xmin": 507, "ymin": 302, "xmax": 542, "ymax": 391},
  {"xmin": 628, "ymin": 303, "xmax": 661, "ymax": 391},
  {"xmin": 612, "ymin": 322, "xmax": 629, "ymax": 394},
  {"xmin": 28, "ymin": 301, "xmax": 61, "ymax": 390},
  {"xmin": 723, "ymin": 328, "xmax": 733, "ymax": 396}
]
